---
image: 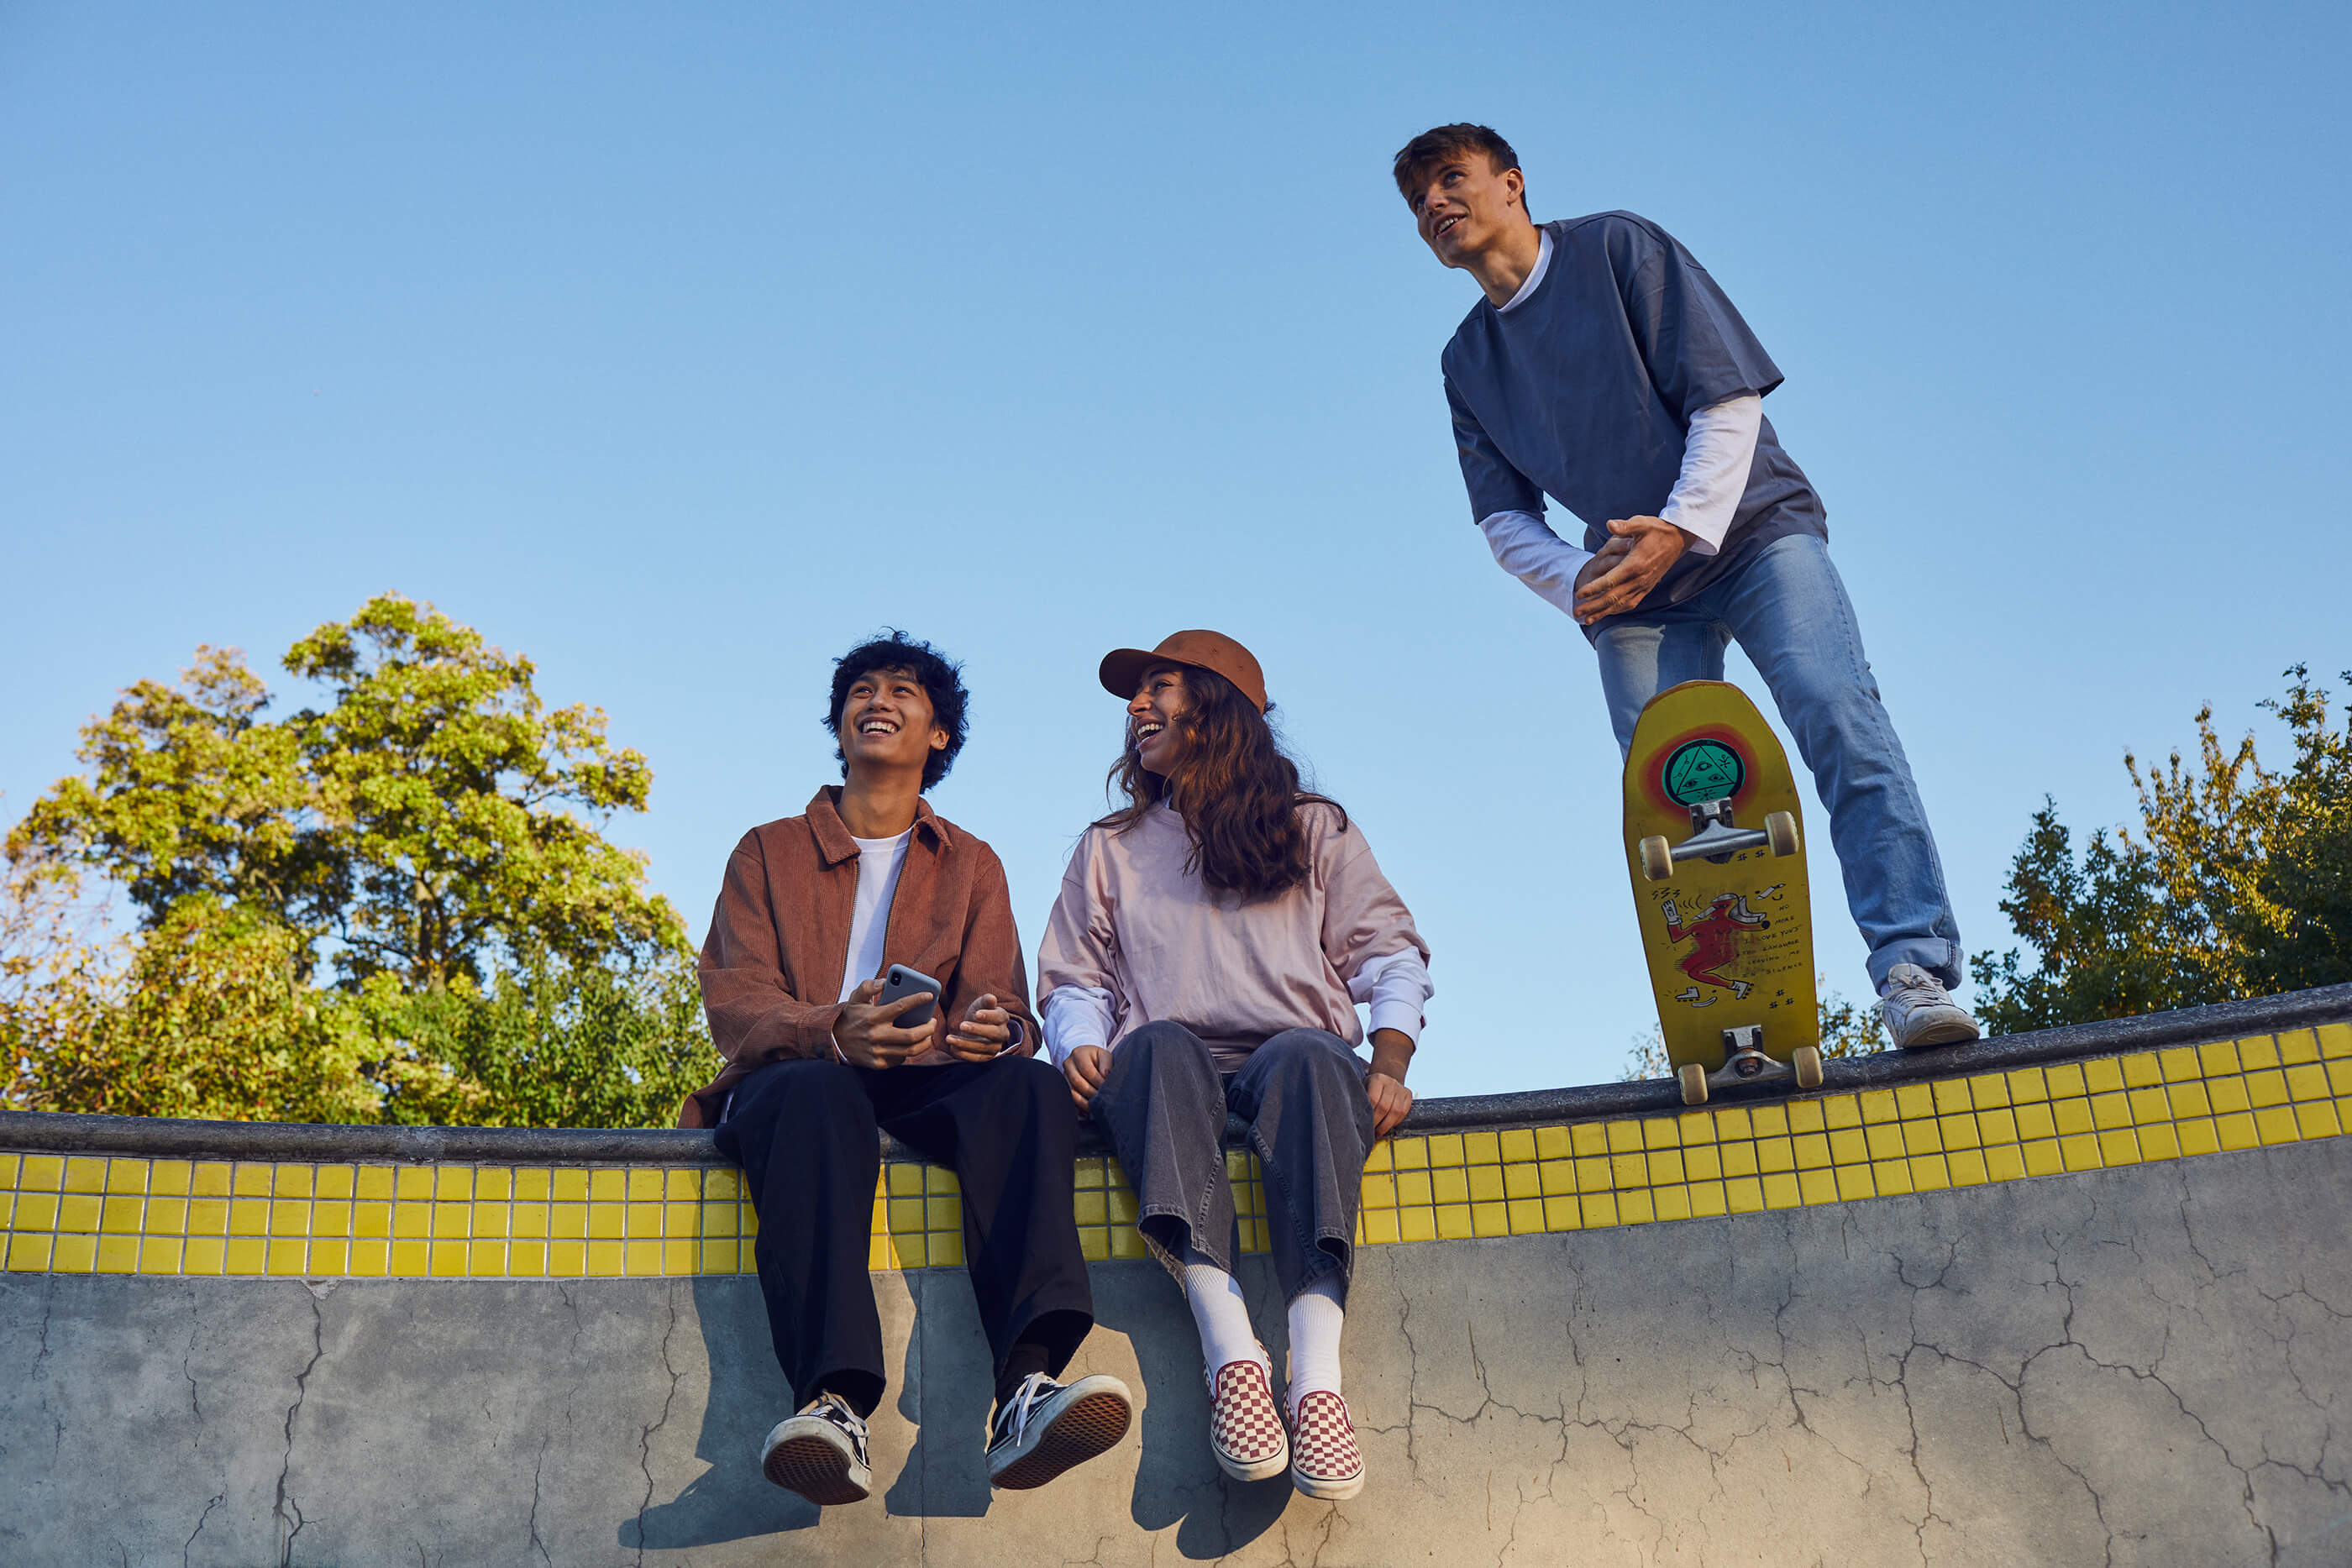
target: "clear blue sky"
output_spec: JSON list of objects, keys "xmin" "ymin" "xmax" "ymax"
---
[{"xmin": 4, "ymin": 3, "xmax": 2347, "ymax": 1097}]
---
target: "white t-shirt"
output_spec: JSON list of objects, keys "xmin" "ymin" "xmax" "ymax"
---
[{"xmin": 837, "ymin": 828, "xmax": 914, "ymax": 1002}]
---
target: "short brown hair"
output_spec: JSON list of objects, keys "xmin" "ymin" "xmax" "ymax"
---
[{"xmin": 1392, "ymin": 123, "xmax": 1525, "ymax": 213}]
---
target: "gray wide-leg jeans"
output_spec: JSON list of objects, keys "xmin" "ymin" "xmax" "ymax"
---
[{"xmin": 1088, "ymin": 1020, "xmax": 1375, "ymax": 1304}]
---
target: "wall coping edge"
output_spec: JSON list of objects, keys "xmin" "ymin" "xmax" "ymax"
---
[{"xmin": 4, "ymin": 983, "xmax": 2347, "ymax": 1165}]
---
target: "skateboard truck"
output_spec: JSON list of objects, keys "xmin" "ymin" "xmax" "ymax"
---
[
  {"xmin": 1718, "ymin": 1024, "xmax": 1782, "ymax": 1081},
  {"xmin": 1639, "ymin": 799, "xmax": 1801, "ymax": 881},
  {"xmin": 1676, "ymin": 1024, "xmax": 1825, "ymax": 1105}
]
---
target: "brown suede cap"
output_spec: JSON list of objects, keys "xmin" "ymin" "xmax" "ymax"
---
[{"xmin": 1098, "ymin": 630, "xmax": 1268, "ymax": 711}]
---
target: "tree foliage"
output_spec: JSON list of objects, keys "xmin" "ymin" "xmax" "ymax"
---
[
  {"xmin": 8, "ymin": 896, "xmax": 381, "ymax": 1123},
  {"xmin": 283, "ymin": 596, "xmax": 675, "ymax": 987},
  {"xmin": 1970, "ymin": 666, "xmax": 2352, "ymax": 1032},
  {"xmin": 12, "ymin": 595, "xmax": 680, "ymax": 989},
  {"xmin": 3, "ymin": 596, "xmax": 719, "ymax": 1127},
  {"xmin": 10, "ymin": 651, "xmax": 325, "ymax": 941},
  {"xmin": 355, "ymin": 952, "xmax": 718, "ymax": 1130}
]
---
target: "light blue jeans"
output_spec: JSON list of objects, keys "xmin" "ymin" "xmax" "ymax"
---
[{"xmin": 1593, "ymin": 533, "xmax": 1964, "ymax": 989}]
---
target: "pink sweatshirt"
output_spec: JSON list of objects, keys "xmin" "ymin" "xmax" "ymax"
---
[{"xmin": 1037, "ymin": 802, "xmax": 1428, "ymax": 1064}]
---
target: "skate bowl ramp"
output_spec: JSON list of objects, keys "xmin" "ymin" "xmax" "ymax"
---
[{"xmin": 6, "ymin": 985, "xmax": 2352, "ymax": 1566}]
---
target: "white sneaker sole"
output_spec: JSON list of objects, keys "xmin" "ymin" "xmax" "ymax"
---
[
  {"xmin": 1215, "ymin": 1443, "xmax": 1292, "ymax": 1482},
  {"xmin": 1292, "ymin": 1461, "xmax": 1365, "ymax": 1500},
  {"xmin": 1893, "ymin": 1009, "xmax": 1980, "ymax": 1048}
]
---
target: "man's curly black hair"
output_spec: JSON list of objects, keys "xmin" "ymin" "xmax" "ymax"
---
[{"xmin": 825, "ymin": 630, "xmax": 970, "ymax": 792}]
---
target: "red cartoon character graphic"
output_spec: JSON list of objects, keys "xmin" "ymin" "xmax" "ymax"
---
[{"xmin": 1659, "ymin": 893, "xmax": 1769, "ymax": 1001}]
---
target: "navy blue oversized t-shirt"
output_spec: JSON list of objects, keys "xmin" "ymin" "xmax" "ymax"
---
[{"xmin": 1441, "ymin": 212, "xmax": 1828, "ymax": 626}]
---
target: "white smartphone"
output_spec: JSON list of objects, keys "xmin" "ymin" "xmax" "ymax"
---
[{"xmin": 878, "ymin": 964, "xmax": 941, "ymax": 1031}]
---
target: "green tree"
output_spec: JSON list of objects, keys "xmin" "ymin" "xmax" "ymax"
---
[
  {"xmin": 1970, "ymin": 666, "xmax": 2352, "ymax": 1032},
  {"xmin": 2231, "ymin": 673, "xmax": 2352, "ymax": 991},
  {"xmin": 284, "ymin": 595, "xmax": 679, "ymax": 988},
  {"xmin": 11, "ymin": 594, "xmax": 685, "ymax": 989},
  {"xmin": 356, "ymin": 951, "xmax": 717, "ymax": 1130},
  {"xmin": 9, "ymin": 649, "xmax": 328, "ymax": 944},
  {"xmin": 2, "ymin": 837, "xmax": 117, "ymax": 1112},
  {"xmin": 4, "ymin": 595, "xmax": 717, "ymax": 1127},
  {"xmin": 9, "ymin": 895, "xmax": 380, "ymax": 1123}
]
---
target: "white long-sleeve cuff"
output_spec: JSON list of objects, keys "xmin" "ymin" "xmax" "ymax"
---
[
  {"xmin": 1040, "ymin": 985, "xmax": 1116, "ymax": 1067},
  {"xmin": 1348, "ymin": 949, "xmax": 1433, "ymax": 1044},
  {"xmin": 1658, "ymin": 394, "xmax": 1761, "ymax": 557},
  {"xmin": 1478, "ymin": 510, "xmax": 1593, "ymax": 621}
]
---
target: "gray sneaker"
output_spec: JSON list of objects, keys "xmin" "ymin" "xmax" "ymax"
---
[
  {"xmin": 1879, "ymin": 964, "xmax": 1981, "ymax": 1048},
  {"xmin": 759, "ymin": 1392, "xmax": 872, "ymax": 1505}
]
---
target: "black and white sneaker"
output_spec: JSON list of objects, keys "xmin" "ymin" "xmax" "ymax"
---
[
  {"xmin": 759, "ymin": 1392, "xmax": 872, "ymax": 1506},
  {"xmin": 984, "ymin": 1371, "xmax": 1134, "ymax": 1491}
]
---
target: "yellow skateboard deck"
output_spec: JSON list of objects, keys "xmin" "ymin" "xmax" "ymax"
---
[{"xmin": 1621, "ymin": 680, "xmax": 1820, "ymax": 1104}]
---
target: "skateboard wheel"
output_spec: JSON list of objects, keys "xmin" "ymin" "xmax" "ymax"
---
[
  {"xmin": 1793, "ymin": 1045, "xmax": 1823, "ymax": 1090},
  {"xmin": 1677, "ymin": 1062, "xmax": 1709, "ymax": 1105},
  {"xmin": 1639, "ymin": 836, "xmax": 1672, "ymax": 882},
  {"xmin": 1766, "ymin": 811, "xmax": 1798, "ymax": 857}
]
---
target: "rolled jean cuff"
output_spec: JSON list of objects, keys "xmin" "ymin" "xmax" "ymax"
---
[
  {"xmin": 1137, "ymin": 1198, "xmax": 1235, "ymax": 1283},
  {"xmin": 1294, "ymin": 1228, "xmax": 1352, "ymax": 1303},
  {"xmin": 1867, "ymin": 940, "xmax": 1966, "ymax": 992}
]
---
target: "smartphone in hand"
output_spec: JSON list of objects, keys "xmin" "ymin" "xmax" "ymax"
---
[{"xmin": 879, "ymin": 964, "xmax": 941, "ymax": 1031}]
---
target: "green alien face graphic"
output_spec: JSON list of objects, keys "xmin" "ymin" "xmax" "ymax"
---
[{"xmin": 1662, "ymin": 738, "xmax": 1746, "ymax": 805}]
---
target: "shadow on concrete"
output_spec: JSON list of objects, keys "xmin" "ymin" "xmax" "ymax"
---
[
  {"xmin": 885, "ymin": 1268, "xmax": 997, "ymax": 1518},
  {"xmin": 1091, "ymin": 1253, "xmax": 1299, "ymax": 1559},
  {"xmin": 621, "ymin": 1249, "xmax": 1305, "ymax": 1553},
  {"xmin": 622, "ymin": 1275, "xmax": 820, "ymax": 1550}
]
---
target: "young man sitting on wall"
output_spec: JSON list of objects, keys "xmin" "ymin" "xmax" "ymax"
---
[{"xmin": 683, "ymin": 631, "xmax": 1132, "ymax": 1506}]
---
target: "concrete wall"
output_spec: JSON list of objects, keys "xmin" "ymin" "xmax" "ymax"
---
[{"xmin": 8, "ymin": 1134, "xmax": 2349, "ymax": 1567}]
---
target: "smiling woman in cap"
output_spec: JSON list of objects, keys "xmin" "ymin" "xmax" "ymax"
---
[{"xmin": 1036, "ymin": 630, "xmax": 1433, "ymax": 1502}]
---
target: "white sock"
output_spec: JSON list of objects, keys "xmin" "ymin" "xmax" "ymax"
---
[
  {"xmin": 1284, "ymin": 1274, "xmax": 1347, "ymax": 1416},
  {"xmin": 1180, "ymin": 1245, "xmax": 1263, "ymax": 1376}
]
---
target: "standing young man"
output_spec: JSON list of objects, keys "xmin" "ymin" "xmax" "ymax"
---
[
  {"xmin": 1395, "ymin": 123, "xmax": 1978, "ymax": 1046},
  {"xmin": 685, "ymin": 632, "xmax": 1131, "ymax": 1506}
]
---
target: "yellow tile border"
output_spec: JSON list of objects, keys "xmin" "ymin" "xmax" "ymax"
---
[{"xmin": 6, "ymin": 1023, "xmax": 2349, "ymax": 1278}]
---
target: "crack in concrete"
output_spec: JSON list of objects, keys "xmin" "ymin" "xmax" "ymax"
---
[
  {"xmin": 271, "ymin": 1287, "xmax": 327, "ymax": 1568},
  {"xmin": 181, "ymin": 1492, "xmax": 221, "ymax": 1568},
  {"xmin": 181, "ymin": 1287, "xmax": 203, "ymax": 1433},
  {"xmin": 30, "ymin": 1274, "xmax": 66, "ymax": 1465},
  {"xmin": 631, "ymin": 1281, "xmax": 684, "ymax": 1568},
  {"xmin": 526, "ymin": 1428, "xmax": 554, "ymax": 1565}
]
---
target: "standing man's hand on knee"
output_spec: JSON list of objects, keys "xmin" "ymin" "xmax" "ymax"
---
[
  {"xmin": 943, "ymin": 993, "xmax": 1016, "ymax": 1062},
  {"xmin": 1366, "ymin": 1027, "xmax": 1415, "ymax": 1137},
  {"xmin": 1573, "ymin": 515, "xmax": 1693, "ymax": 625},
  {"xmin": 1063, "ymin": 1045, "xmax": 1110, "ymax": 1113},
  {"xmin": 831, "ymin": 978, "xmax": 933, "ymax": 1070}
]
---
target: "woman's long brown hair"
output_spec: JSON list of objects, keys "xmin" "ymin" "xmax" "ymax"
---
[{"xmin": 1095, "ymin": 665, "xmax": 1345, "ymax": 900}]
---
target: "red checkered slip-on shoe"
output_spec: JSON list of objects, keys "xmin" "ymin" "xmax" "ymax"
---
[
  {"xmin": 1206, "ymin": 1356, "xmax": 1289, "ymax": 1481},
  {"xmin": 1287, "ymin": 1391, "xmax": 1364, "ymax": 1500}
]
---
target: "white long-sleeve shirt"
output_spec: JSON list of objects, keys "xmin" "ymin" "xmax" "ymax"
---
[{"xmin": 1477, "ymin": 229, "xmax": 1763, "ymax": 616}]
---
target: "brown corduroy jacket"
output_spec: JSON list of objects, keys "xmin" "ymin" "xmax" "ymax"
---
[{"xmin": 679, "ymin": 786, "xmax": 1042, "ymax": 1129}]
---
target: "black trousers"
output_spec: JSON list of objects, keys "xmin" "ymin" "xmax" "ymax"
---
[{"xmin": 714, "ymin": 1055, "xmax": 1095, "ymax": 1416}]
